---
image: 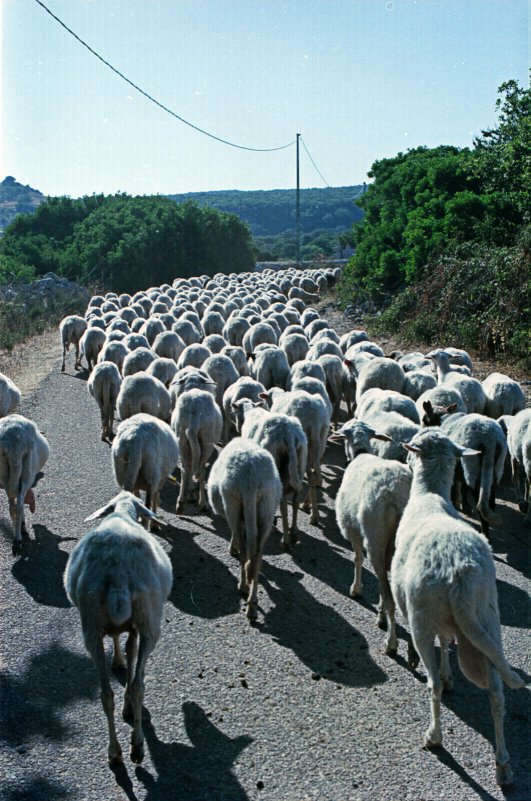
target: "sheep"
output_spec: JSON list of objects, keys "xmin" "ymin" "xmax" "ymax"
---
[
  {"xmin": 316, "ymin": 354, "xmax": 346, "ymax": 424},
  {"xmin": 390, "ymin": 428, "xmax": 524, "ymax": 786},
  {"xmin": 152, "ymin": 330, "xmax": 185, "ymax": 362},
  {"xmin": 177, "ymin": 343, "xmax": 211, "ymax": 370},
  {"xmin": 428, "ymin": 349, "xmax": 486, "ymax": 414},
  {"xmin": 334, "ymin": 421, "xmax": 412, "ymax": 653},
  {"xmin": 0, "ymin": 414, "xmax": 49, "ymax": 554},
  {"xmin": 116, "ymin": 372, "xmax": 171, "ymax": 423},
  {"xmin": 438, "ymin": 413, "xmax": 508, "ymax": 538},
  {"xmin": 416, "ymin": 385, "xmax": 467, "ymax": 425},
  {"xmin": 207, "ymin": 438, "xmax": 282, "ymax": 621},
  {"xmin": 0, "ymin": 372, "xmax": 21, "ymax": 417},
  {"xmin": 169, "ymin": 367, "xmax": 217, "ymax": 407},
  {"xmin": 112, "ymin": 414, "xmax": 179, "ymax": 519},
  {"xmin": 289, "ymin": 359, "xmax": 326, "ymax": 386},
  {"xmin": 353, "ymin": 406, "xmax": 420, "ymax": 463},
  {"xmin": 146, "ymin": 357, "xmax": 178, "ymax": 388},
  {"xmin": 80, "ymin": 327, "xmax": 106, "ymax": 373},
  {"xmin": 349, "ymin": 357, "xmax": 406, "ymax": 405},
  {"xmin": 307, "ymin": 339, "xmax": 343, "ymax": 361},
  {"xmin": 64, "ymin": 491, "xmax": 172, "ymax": 765},
  {"xmin": 122, "ymin": 347, "xmax": 157, "ymax": 377},
  {"xmin": 339, "ymin": 329, "xmax": 369, "ymax": 353},
  {"xmin": 242, "ymin": 321, "xmax": 278, "ymax": 354},
  {"xmin": 172, "ymin": 319, "xmax": 202, "ymax": 346},
  {"xmin": 222, "ymin": 316, "xmax": 251, "ymax": 346},
  {"xmin": 140, "ymin": 318, "xmax": 165, "ymax": 346},
  {"xmin": 402, "ymin": 369, "xmax": 438, "ymax": 401},
  {"xmin": 506, "ymin": 408, "xmax": 531, "ymax": 522},
  {"xmin": 202, "ymin": 334, "xmax": 227, "ymax": 354},
  {"xmin": 222, "ymin": 377, "xmax": 266, "ymax": 441},
  {"xmin": 60, "ymin": 314, "xmax": 88, "ymax": 372},
  {"xmin": 355, "ymin": 388, "xmax": 420, "ymax": 425},
  {"xmin": 482, "ymin": 372, "xmax": 526, "ymax": 419},
  {"xmin": 98, "ymin": 341, "xmax": 129, "ymax": 373},
  {"xmin": 290, "ymin": 377, "xmax": 333, "ymax": 420},
  {"xmin": 271, "ymin": 390, "xmax": 330, "ymax": 525},
  {"xmin": 202, "ymin": 354, "xmax": 239, "ymax": 410},
  {"xmin": 245, "ymin": 412, "xmax": 308, "ymax": 550},
  {"xmin": 280, "ymin": 332, "xmax": 309, "ymax": 367},
  {"xmin": 251, "ymin": 346, "xmax": 290, "ymax": 391},
  {"xmin": 171, "ymin": 388, "xmax": 223, "ymax": 512},
  {"xmin": 87, "ymin": 361, "xmax": 122, "ymax": 441},
  {"xmin": 221, "ymin": 345, "xmax": 249, "ymax": 377}
]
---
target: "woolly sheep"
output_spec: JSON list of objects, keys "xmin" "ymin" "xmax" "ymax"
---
[
  {"xmin": 506, "ymin": 408, "xmax": 531, "ymax": 523},
  {"xmin": 202, "ymin": 354, "xmax": 239, "ymax": 410},
  {"xmin": 60, "ymin": 314, "xmax": 88, "ymax": 372},
  {"xmin": 207, "ymin": 437, "xmax": 282, "ymax": 621},
  {"xmin": 0, "ymin": 414, "xmax": 49, "ymax": 554},
  {"xmin": 482, "ymin": 372, "xmax": 526, "ymax": 419},
  {"xmin": 88, "ymin": 361, "xmax": 122, "ymax": 441},
  {"xmin": 80, "ymin": 327, "xmax": 106, "ymax": 373},
  {"xmin": 122, "ymin": 347, "xmax": 157, "ymax": 377},
  {"xmin": 117, "ymin": 372, "xmax": 171, "ymax": 423},
  {"xmin": 242, "ymin": 321, "xmax": 278, "ymax": 354},
  {"xmin": 271, "ymin": 390, "xmax": 330, "ymax": 525},
  {"xmin": 0, "ymin": 372, "xmax": 21, "ymax": 418},
  {"xmin": 390, "ymin": 428, "xmax": 524, "ymax": 786},
  {"xmin": 146, "ymin": 357, "xmax": 178, "ymax": 388},
  {"xmin": 64, "ymin": 491, "xmax": 172, "ymax": 764},
  {"xmin": 177, "ymin": 343, "xmax": 211, "ymax": 370},
  {"xmin": 171, "ymin": 388, "xmax": 223, "ymax": 512},
  {"xmin": 355, "ymin": 388, "xmax": 420, "ymax": 425},
  {"xmin": 251, "ymin": 346, "xmax": 290, "ymax": 390},
  {"xmin": 334, "ymin": 421, "xmax": 411, "ymax": 652},
  {"xmin": 152, "ymin": 330, "xmax": 186, "ymax": 362},
  {"xmin": 223, "ymin": 377, "xmax": 266, "ymax": 441},
  {"xmin": 98, "ymin": 341, "xmax": 129, "ymax": 373},
  {"xmin": 428, "ymin": 349, "xmax": 486, "ymax": 414},
  {"xmin": 221, "ymin": 345, "xmax": 249, "ymax": 377},
  {"xmin": 112, "ymin": 414, "xmax": 179, "ymax": 518},
  {"xmin": 416, "ymin": 385, "xmax": 467, "ymax": 426}
]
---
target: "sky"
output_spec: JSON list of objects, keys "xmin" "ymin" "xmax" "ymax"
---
[{"xmin": 1, "ymin": 0, "xmax": 528, "ymax": 198}]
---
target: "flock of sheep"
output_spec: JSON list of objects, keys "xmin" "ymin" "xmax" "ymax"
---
[{"xmin": 0, "ymin": 263, "xmax": 529, "ymax": 787}]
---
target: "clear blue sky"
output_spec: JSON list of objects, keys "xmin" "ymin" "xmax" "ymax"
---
[{"xmin": 2, "ymin": 0, "xmax": 528, "ymax": 198}]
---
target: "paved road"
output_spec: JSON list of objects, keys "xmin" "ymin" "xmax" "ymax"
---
[{"xmin": 1, "ymin": 356, "xmax": 530, "ymax": 801}]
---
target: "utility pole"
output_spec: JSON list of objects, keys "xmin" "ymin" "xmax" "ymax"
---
[{"xmin": 296, "ymin": 133, "xmax": 301, "ymax": 267}]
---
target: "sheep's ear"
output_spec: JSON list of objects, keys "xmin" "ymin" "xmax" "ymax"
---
[
  {"xmin": 371, "ymin": 432, "xmax": 392, "ymax": 442},
  {"xmin": 133, "ymin": 500, "xmax": 164, "ymax": 525},
  {"xmin": 423, "ymin": 400, "xmax": 433, "ymax": 413},
  {"xmin": 403, "ymin": 443, "xmax": 421, "ymax": 454},
  {"xmin": 343, "ymin": 358, "xmax": 353, "ymax": 369},
  {"xmin": 258, "ymin": 392, "xmax": 270, "ymax": 401},
  {"xmin": 457, "ymin": 446, "xmax": 481, "ymax": 458},
  {"xmin": 84, "ymin": 500, "xmax": 116, "ymax": 522},
  {"xmin": 329, "ymin": 431, "xmax": 346, "ymax": 442},
  {"xmin": 447, "ymin": 403, "xmax": 458, "ymax": 414}
]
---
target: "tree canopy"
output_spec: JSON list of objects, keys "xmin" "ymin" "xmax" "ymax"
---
[{"xmin": 0, "ymin": 193, "xmax": 255, "ymax": 291}]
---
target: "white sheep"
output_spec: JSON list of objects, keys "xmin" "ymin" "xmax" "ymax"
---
[
  {"xmin": 80, "ymin": 327, "xmax": 106, "ymax": 373},
  {"xmin": 64, "ymin": 491, "xmax": 172, "ymax": 764},
  {"xmin": 171, "ymin": 388, "xmax": 223, "ymax": 512},
  {"xmin": 482, "ymin": 372, "xmax": 526, "ymax": 419},
  {"xmin": 207, "ymin": 437, "xmax": 282, "ymax": 621},
  {"xmin": 428, "ymin": 349, "xmax": 486, "ymax": 414},
  {"xmin": 116, "ymin": 372, "xmax": 171, "ymax": 423},
  {"xmin": 506, "ymin": 408, "xmax": 531, "ymax": 523},
  {"xmin": 0, "ymin": 414, "xmax": 49, "ymax": 554},
  {"xmin": 60, "ymin": 314, "xmax": 88, "ymax": 372},
  {"xmin": 390, "ymin": 428, "xmax": 524, "ymax": 786},
  {"xmin": 251, "ymin": 346, "xmax": 291, "ymax": 390},
  {"xmin": 87, "ymin": 361, "xmax": 122, "ymax": 441},
  {"xmin": 0, "ymin": 372, "xmax": 21, "ymax": 417},
  {"xmin": 222, "ymin": 377, "xmax": 266, "ymax": 441},
  {"xmin": 356, "ymin": 387, "xmax": 420, "ymax": 424},
  {"xmin": 334, "ymin": 421, "xmax": 411, "ymax": 653},
  {"xmin": 146, "ymin": 357, "xmax": 178, "ymax": 388},
  {"xmin": 122, "ymin": 347, "xmax": 157, "ymax": 377},
  {"xmin": 112, "ymin": 414, "xmax": 179, "ymax": 519},
  {"xmin": 98, "ymin": 340, "xmax": 129, "ymax": 374}
]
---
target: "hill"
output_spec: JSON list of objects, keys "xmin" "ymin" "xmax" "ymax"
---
[
  {"xmin": 167, "ymin": 186, "xmax": 365, "ymax": 237},
  {"xmin": 0, "ymin": 176, "xmax": 47, "ymax": 234}
]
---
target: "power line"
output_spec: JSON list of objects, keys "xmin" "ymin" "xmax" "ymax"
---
[
  {"xmin": 300, "ymin": 137, "xmax": 329, "ymax": 187},
  {"xmin": 34, "ymin": 0, "xmax": 296, "ymax": 153}
]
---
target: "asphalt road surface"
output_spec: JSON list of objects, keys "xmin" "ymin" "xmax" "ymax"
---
[{"xmin": 0, "ymin": 354, "xmax": 530, "ymax": 801}]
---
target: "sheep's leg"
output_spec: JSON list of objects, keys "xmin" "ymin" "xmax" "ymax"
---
[
  {"xmin": 412, "ymin": 630, "xmax": 442, "ymax": 747},
  {"xmin": 61, "ymin": 345, "xmax": 68, "ymax": 372},
  {"xmin": 488, "ymin": 665, "xmax": 513, "ymax": 786},
  {"xmin": 197, "ymin": 464, "xmax": 208, "ymax": 510},
  {"xmin": 225, "ymin": 499, "xmax": 244, "ymax": 560},
  {"xmin": 245, "ymin": 543, "xmax": 264, "ymax": 622},
  {"xmin": 123, "ymin": 631, "xmax": 138, "ymax": 721},
  {"xmin": 74, "ymin": 341, "xmax": 82, "ymax": 370},
  {"xmin": 9, "ymin": 496, "xmax": 24, "ymax": 556},
  {"xmin": 176, "ymin": 466, "xmax": 190, "ymax": 513},
  {"xmin": 280, "ymin": 498, "xmax": 291, "ymax": 549},
  {"xmin": 438, "ymin": 636, "xmax": 453, "ymax": 691},
  {"xmin": 377, "ymin": 571, "xmax": 397, "ymax": 655},
  {"xmin": 112, "ymin": 634, "xmax": 126, "ymax": 670},
  {"xmin": 289, "ymin": 492, "xmax": 301, "ymax": 547},
  {"xmin": 510, "ymin": 457, "xmax": 521, "ymax": 504},
  {"xmin": 87, "ymin": 636, "xmax": 122, "ymax": 764},
  {"xmin": 349, "ymin": 531, "xmax": 363, "ymax": 598},
  {"xmin": 130, "ymin": 634, "xmax": 155, "ymax": 764}
]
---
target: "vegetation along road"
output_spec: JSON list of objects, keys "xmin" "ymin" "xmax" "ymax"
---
[{"xmin": 0, "ymin": 317, "xmax": 529, "ymax": 801}]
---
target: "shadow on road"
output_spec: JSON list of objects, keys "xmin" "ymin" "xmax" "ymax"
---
[
  {"xmin": 122, "ymin": 702, "xmax": 252, "ymax": 801},
  {"xmin": 259, "ymin": 562, "xmax": 387, "ymax": 688},
  {"xmin": 1, "ymin": 776, "xmax": 72, "ymax": 801},
  {"xmin": 0, "ymin": 642, "xmax": 98, "ymax": 746},
  {"xmin": 10, "ymin": 524, "xmax": 74, "ymax": 608}
]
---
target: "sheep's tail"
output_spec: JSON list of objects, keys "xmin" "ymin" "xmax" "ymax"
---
[
  {"xmin": 450, "ymin": 583, "xmax": 524, "ymax": 690},
  {"xmin": 107, "ymin": 587, "xmax": 132, "ymax": 627},
  {"xmin": 118, "ymin": 445, "xmax": 142, "ymax": 494},
  {"xmin": 477, "ymin": 444, "xmax": 501, "ymax": 525}
]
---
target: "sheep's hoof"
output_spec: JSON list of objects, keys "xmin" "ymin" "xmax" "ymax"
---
[
  {"xmin": 229, "ymin": 546, "xmax": 240, "ymax": 559},
  {"xmin": 518, "ymin": 498, "xmax": 529, "ymax": 514},
  {"xmin": 385, "ymin": 645, "xmax": 398, "ymax": 657},
  {"xmin": 176, "ymin": 502, "xmax": 185, "ymax": 514},
  {"xmin": 246, "ymin": 605, "xmax": 258, "ymax": 623},
  {"xmin": 122, "ymin": 699, "xmax": 133, "ymax": 721},
  {"xmin": 377, "ymin": 615, "xmax": 388, "ymax": 631},
  {"xmin": 442, "ymin": 677, "xmax": 454, "ymax": 693},
  {"xmin": 423, "ymin": 734, "xmax": 442, "ymax": 750},
  {"xmin": 309, "ymin": 514, "xmax": 320, "ymax": 526},
  {"xmin": 61, "ymin": 365, "xmax": 65, "ymax": 373},
  {"xmin": 12, "ymin": 540, "xmax": 22, "ymax": 557},
  {"xmin": 130, "ymin": 741, "xmax": 144, "ymax": 764},
  {"xmin": 108, "ymin": 748, "xmax": 123, "ymax": 765},
  {"xmin": 496, "ymin": 760, "xmax": 514, "ymax": 787},
  {"xmin": 349, "ymin": 586, "xmax": 362, "ymax": 599}
]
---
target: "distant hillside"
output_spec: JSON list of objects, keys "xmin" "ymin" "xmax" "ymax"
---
[
  {"xmin": 167, "ymin": 186, "xmax": 365, "ymax": 237},
  {"xmin": 0, "ymin": 176, "xmax": 47, "ymax": 234}
]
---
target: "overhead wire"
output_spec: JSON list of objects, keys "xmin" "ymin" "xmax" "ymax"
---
[
  {"xmin": 33, "ymin": 0, "xmax": 296, "ymax": 153},
  {"xmin": 300, "ymin": 137, "xmax": 329, "ymax": 187}
]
